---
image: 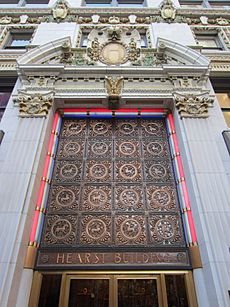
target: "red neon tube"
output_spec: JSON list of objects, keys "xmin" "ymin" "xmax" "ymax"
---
[
  {"xmin": 168, "ymin": 114, "xmax": 198, "ymax": 243},
  {"xmin": 29, "ymin": 211, "xmax": 40, "ymax": 242},
  {"xmin": 187, "ymin": 211, "xmax": 197, "ymax": 242},
  {"xmin": 36, "ymin": 181, "xmax": 46, "ymax": 207},
  {"xmin": 29, "ymin": 113, "xmax": 59, "ymax": 244}
]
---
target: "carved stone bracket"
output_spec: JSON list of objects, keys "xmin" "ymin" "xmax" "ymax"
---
[
  {"xmin": 105, "ymin": 76, "xmax": 123, "ymax": 109},
  {"xmin": 174, "ymin": 92, "xmax": 214, "ymax": 118},
  {"xmin": 16, "ymin": 91, "xmax": 54, "ymax": 117}
]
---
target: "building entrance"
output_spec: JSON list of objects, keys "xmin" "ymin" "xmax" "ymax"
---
[
  {"xmin": 29, "ymin": 113, "xmax": 198, "ymax": 306},
  {"xmin": 30, "ymin": 271, "xmax": 197, "ymax": 307}
]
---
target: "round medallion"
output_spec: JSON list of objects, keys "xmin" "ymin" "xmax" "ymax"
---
[
  {"xmin": 86, "ymin": 219, "xmax": 107, "ymax": 239},
  {"xmin": 51, "ymin": 219, "xmax": 72, "ymax": 239},
  {"xmin": 146, "ymin": 142, "xmax": 163, "ymax": 155},
  {"xmin": 155, "ymin": 219, "xmax": 174, "ymax": 239},
  {"xmin": 67, "ymin": 122, "xmax": 83, "ymax": 135},
  {"xmin": 56, "ymin": 189, "xmax": 76, "ymax": 207},
  {"xmin": 88, "ymin": 189, "xmax": 108, "ymax": 207},
  {"xmin": 149, "ymin": 164, "xmax": 167, "ymax": 179},
  {"xmin": 91, "ymin": 141, "xmax": 109, "ymax": 155},
  {"xmin": 64, "ymin": 141, "xmax": 81, "ymax": 155},
  {"xmin": 119, "ymin": 141, "xmax": 136, "ymax": 156},
  {"xmin": 60, "ymin": 163, "xmax": 78, "ymax": 179},
  {"xmin": 119, "ymin": 123, "xmax": 135, "ymax": 135},
  {"xmin": 121, "ymin": 219, "xmax": 141, "ymax": 239},
  {"xmin": 92, "ymin": 122, "xmax": 108, "ymax": 135},
  {"xmin": 144, "ymin": 123, "xmax": 160, "ymax": 135},
  {"xmin": 151, "ymin": 190, "xmax": 170, "ymax": 207},
  {"xmin": 120, "ymin": 189, "xmax": 139, "ymax": 207},
  {"xmin": 101, "ymin": 43, "xmax": 127, "ymax": 65},
  {"xmin": 119, "ymin": 164, "xmax": 138, "ymax": 180},
  {"xmin": 90, "ymin": 163, "xmax": 108, "ymax": 179}
]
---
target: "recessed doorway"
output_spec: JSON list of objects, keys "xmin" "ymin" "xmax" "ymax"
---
[{"xmin": 30, "ymin": 271, "xmax": 197, "ymax": 307}]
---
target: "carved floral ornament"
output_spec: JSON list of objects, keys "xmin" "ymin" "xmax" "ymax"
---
[
  {"xmin": 16, "ymin": 91, "xmax": 54, "ymax": 117},
  {"xmin": 174, "ymin": 92, "xmax": 214, "ymax": 118}
]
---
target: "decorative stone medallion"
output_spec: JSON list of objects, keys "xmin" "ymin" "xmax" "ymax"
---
[{"xmin": 101, "ymin": 43, "xmax": 127, "ymax": 65}]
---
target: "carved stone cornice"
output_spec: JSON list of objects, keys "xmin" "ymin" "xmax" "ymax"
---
[
  {"xmin": 174, "ymin": 92, "xmax": 214, "ymax": 118},
  {"xmin": 1, "ymin": 7, "xmax": 230, "ymax": 26},
  {"xmin": 15, "ymin": 91, "xmax": 54, "ymax": 117}
]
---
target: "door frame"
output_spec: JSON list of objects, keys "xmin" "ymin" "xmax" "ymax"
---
[{"xmin": 29, "ymin": 270, "xmax": 197, "ymax": 307}]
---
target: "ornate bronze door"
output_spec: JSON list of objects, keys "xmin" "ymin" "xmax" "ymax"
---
[{"xmin": 64, "ymin": 275, "xmax": 162, "ymax": 307}]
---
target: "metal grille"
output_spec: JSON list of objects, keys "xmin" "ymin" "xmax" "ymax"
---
[{"xmin": 40, "ymin": 118, "xmax": 185, "ymax": 251}]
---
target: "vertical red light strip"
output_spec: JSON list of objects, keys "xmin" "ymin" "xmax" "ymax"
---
[
  {"xmin": 168, "ymin": 114, "xmax": 198, "ymax": 244},
  {"xmin": 29, "ymin": 112, "xmax": 59, "ymax": 245}
]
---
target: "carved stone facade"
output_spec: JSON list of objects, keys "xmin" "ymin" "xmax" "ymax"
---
[{"xmin": 0, "ymin": 2, "xmax": 230, "ymax": 307}]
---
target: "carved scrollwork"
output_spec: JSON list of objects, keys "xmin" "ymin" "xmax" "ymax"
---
[
  {"xmin": 16, "ymin": 91, "xmax": 54, "ymax": 117},
  {"xmin": 174, "ymin": 92, "xmax": 214, "ymax": 118}
]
